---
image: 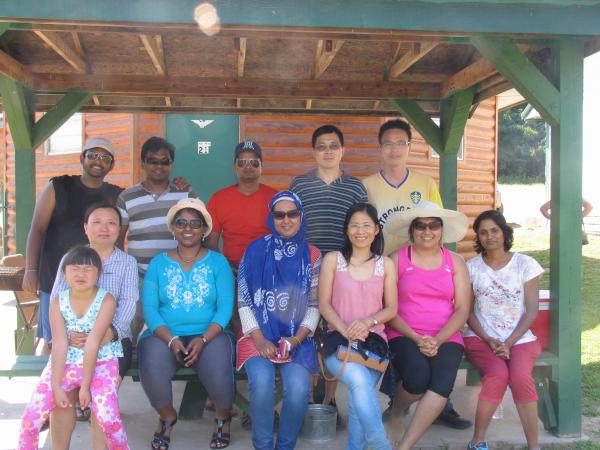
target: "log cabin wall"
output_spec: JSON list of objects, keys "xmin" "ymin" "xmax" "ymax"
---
[
  {"xmin": 3, "ymin": 112, "xmax": 164, "ymax": 255},
  {"xmin": 241, "ymin": 97, "xmax": 498, "ymax": 258}
]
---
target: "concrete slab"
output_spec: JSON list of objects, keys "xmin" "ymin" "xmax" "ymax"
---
[{"xmin": 0, "ymin": 291, "xmax": 582, "ymax": 449}]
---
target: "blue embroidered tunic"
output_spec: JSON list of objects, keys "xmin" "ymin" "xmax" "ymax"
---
[{"xmin": 141, "ymin": 250, "xmax": 234, "ymax": 338}]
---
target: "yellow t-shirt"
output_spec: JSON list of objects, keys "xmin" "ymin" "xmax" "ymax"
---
[{"xmin": 363, "ymin": 170, "xmax": 443, "ymax": 255}]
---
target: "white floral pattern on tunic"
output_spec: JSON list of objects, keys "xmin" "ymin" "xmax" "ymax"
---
[{"xmin": 163, "ymin": 264, "xmax": 211, "ymax": 311}]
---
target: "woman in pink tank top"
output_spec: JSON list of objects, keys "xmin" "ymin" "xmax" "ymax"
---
[
  {"xmin": 383, "ymin": 201, "xmax": 471, "ymax": 450},
  {"xmin": 319, "ymin": 203, "xmax": 397, "ymax": 450}
]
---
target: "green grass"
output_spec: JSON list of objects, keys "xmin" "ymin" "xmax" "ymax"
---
[{"xmin": 512, "ymin": 228, "xmax": 600, "ymax": 418}]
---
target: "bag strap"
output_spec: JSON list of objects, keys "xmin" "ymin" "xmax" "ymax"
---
[{"xmin": 318, "ymin": 338, "xmax": 352, "ymax": 382}]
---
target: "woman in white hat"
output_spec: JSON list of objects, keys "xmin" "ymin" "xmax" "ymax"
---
[
  {"xmin": 383, "ymin": 201, "xmax": 471, "ymax": 450},
  {"xmin": 138, "ymin": 198, "xmax": 235, "ymax": 450}
]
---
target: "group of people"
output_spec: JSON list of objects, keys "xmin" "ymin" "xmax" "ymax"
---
[{"xmin": 18, "ymin": 119, "xmax": 545, "ymax": 450}]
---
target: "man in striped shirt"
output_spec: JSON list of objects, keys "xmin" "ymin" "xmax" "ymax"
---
[
  {"xmin": 290, "ymin": 124, "xmax": 367, "ymax": 427},
  {"xmin": 290, "ymin": 124, "xmax": 368, "ymax": 254},
  {"xmin": 117, "ymin": 136, "xmax": 196, "ymax": 341}
]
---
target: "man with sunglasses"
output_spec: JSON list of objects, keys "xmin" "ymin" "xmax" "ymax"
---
[
  {"xmin": 364, "ymin": 119, "xmax": 472, "ymax": 430},
  {"xmin": 117, "ymin": 136, "xmax": 196, "ymax": 342},
  {"xmin": 205, "ymin": 140, "xmax": 277, "ymax": 271},
  {"xmin": 23, "ymin": 137, "xmax": 122, "ymax": 353}
]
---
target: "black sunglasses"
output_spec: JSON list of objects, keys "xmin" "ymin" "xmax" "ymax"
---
[
  {"xmin": 84, "ymin": 150, "xmax": 113, "ymax": 163},
  {"xmin": 413, "ymin": 220, "xmax": 443, "ymax": 231},
  {"xmin": 145, "ymin": 158, "xmax": 173, "ymax": 167},
  {"xmin": 272, "ymin": 209, "xmax": 301, "ymax": 220},
  {"xmin": 173, "ymin": 218, "xmax": 205, "ymax": 229},
  {"xmin": 236, "ymin": 159, "xmax": 261, "ymax": 168}
]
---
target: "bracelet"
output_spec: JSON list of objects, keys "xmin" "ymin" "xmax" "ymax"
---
[
  {"xmin": 167, "ymin": 336, "xmax": 180, "ymax": 349},
  {"xmin": 371, "ymin": 317, "xmax": 379, "ymax": 326},
  {"xmin": 199, "ymin": 334, "xmax": 208, "ymax": 344},
  {"xmin": 291, "ymin": 336, "xmax": 301, "ymax": 347},
  {"xmin": 25, "ymin": 269, "xmax": 38, "ymax": 272}
]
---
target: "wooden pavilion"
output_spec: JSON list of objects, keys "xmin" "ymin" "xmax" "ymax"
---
[{"xmin": 1, "ymin": 0, "xmax": 599, "ymax": 437}]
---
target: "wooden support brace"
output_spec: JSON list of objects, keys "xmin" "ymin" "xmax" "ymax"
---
[
  {"xmin": 140, "ymin": 34, "xmax": 167, "ymax": 76},
  {"xmin": 33, "ymin": 30, "xmax": 87, "ymax": 73},
  {"xmin": 390, "ymin": 98, "xmax": 443, "ymax": 154},
  {"xmin": 471, "ymin": 36, "xmax": 560, "ymax": 127},
  {"xmin": 0, "ymin": 49, "xmax": 34, "ymax": 86},
  {"xmin": 313, "ymin": 39, "xmax": 344, "ymax": 79},
  {"xmin": 234, "ymin": 37, "xmax": 247, "ymax": 79},
  {"xmin": 0, "ymin": 77, "xmax": 34, "ymax": 148},
  {"xmin": 389, "ymin": 42, "xmax": 438, "ymax": 79}
]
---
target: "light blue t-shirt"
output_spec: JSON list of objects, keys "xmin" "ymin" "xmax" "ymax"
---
[
  {"xmin": 141, "ymin": 250, "xmax": 234, "ymax": 338},
  {"xmin": 59, "ymin": 288, "xmax": 123, "ymax": 364}
]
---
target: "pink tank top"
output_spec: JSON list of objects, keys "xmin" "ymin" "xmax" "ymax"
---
[
  {"xmin": 385, "ymin": 246, "xmax": 463, "ymax": 346},
  {"xmin": 328, "ymin": 252, "xmax": 387, "ymax": 340}
]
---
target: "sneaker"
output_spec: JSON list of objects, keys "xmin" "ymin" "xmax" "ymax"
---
[
  {"xmin": 467, "ymin": 441, "xmax": 489, "ymax": 450},
  {"xmin": 434, "ymin": 407, "xmax": 472, "ymax": 430}
]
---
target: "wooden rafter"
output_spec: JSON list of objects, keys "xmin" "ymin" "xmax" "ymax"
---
[
  {"xmin": 388, "ymin": 42, "xmax": 438, "ymax": 79},
  {"xmin": 0, "ymin": 49, "xmax": 33, "ymax": 85},
  {"xmin": 33, "ymin": 30, "xmax": 87, "ymax": 73},
  {"xmin": 139, "ymin": 34, "xmax": 167, "ymax": 76},
  {"xmin": 234, "ymin": 37, "xmax": 247, "ymax": 79},
  {"xmin": 33, "ymin": 73, "xmax": 441, "ymax": 100},
  {"xmin": 70, "ymin": 32, "xmax": 85, "ymax": 59},
  {"xmin": 313, "ymin": 39, "xmax": 344, "ymax": 79}
]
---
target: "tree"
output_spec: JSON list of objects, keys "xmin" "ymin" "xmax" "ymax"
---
[{"xmin": 498, "ymin": 104, "xmax": 546, "ymax": 183}]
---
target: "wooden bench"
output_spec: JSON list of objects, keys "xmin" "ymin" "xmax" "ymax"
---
[
  {"xmin": 0, "ymin": 354, "xmax": 252, "ymax": 419},
  {"xmin": 1, "ymin": 352, "xmax": 559, "ymax": 429}
]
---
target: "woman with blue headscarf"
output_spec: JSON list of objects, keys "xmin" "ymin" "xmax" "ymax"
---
[{"xmin": 237, "ymin": 191, "xmax": 321, "ymax": 450}]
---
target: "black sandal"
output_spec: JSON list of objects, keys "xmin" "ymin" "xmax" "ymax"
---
[
  {"xmin": 210, "ymin": 416, "xmax": 231, "ymax": 449},
  {"xmin": 151, "ymin": 415, "xmax": 177, "ymax": 450}
]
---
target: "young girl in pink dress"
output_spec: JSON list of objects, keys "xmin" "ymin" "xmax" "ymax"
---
[{"xmin": 19, "ymin": 246, "xmax": 129, "ymax": 450}]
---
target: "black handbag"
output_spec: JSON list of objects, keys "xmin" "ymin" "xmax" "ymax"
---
[{"xmin": 318, "ymin": 331, "xmax": 391, "ymax": 380}]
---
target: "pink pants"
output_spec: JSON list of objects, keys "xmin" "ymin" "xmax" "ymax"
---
[
  {"xmin": 19, "ymin": 358, "xmax": 129, "ymax": 450},
  {"xmin": 464, "ymin": 337, "xmax": 541, "ymax": 405}
]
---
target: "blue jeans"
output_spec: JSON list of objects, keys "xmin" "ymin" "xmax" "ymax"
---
[
  {"xmin": 36, "ymin": 291, "xmax": 52, "ymax": 342},
  {"xmin": 325, "ymin": 355, "xmax": 391, "ymax": 450},
  {"xmin": 244, "ymin": 357, "xmax": 311, "ymax": 450}
]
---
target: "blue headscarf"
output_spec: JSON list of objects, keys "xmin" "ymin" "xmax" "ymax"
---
[{"xmin": 238, "ymin": 190, "xmax": 317, "ymax": 373}]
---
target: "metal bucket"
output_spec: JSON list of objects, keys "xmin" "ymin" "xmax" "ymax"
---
[{"xmin": 300, "ymin": 404, "xmax": 337, "ymax": 443}]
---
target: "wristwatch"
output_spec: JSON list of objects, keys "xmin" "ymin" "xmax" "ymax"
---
[
  {"xmin": 199, "ymin": 334, "xmax": 208, "ymax": 344},
  {"xmin": 372, "ymin": 317, "xmax": 379, "ymax": 326}
]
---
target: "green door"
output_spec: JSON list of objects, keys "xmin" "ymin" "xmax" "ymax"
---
[{"xmin": 166, "ymin": 114, "xmax": 239, "ymax": 202}]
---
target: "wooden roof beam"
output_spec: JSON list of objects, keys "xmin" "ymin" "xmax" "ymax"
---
[
  {"xmin": 313, "ymin": 39, "xmax": 344, "ymax": 79},
  {"xmin": 33, "ymin": 30, "xmax": 87, "ymax": 73},
  {"xmin": 388, "ymin": 42, "xmax": 438, "ymax": 79},
  {"xmin": 0, "ymin": 49, "xmax": 33, "ymax": 85},
  {"xmin": 234, "ymin": 37, "xmax": 247, "ymax": 79},
  {"xmin": 140, "ymin": 34, "xmax": 167, "ymax": 76},
  {"xmin": 33, "ymin": 73, "xmax": 441, "ymax": 100}
]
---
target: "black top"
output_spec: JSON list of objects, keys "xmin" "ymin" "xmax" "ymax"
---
[{"xmin": 38, "ymin": 175, "xmax": 122, "ymax": 293}]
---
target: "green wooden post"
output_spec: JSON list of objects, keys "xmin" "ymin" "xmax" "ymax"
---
[
  {"xmin": 548, "ymin": 38, "xmax": 584, "ymax": 436},
  {"xmin": 0, "ymin": 78, "xmax": 36, "ymax": 254}
]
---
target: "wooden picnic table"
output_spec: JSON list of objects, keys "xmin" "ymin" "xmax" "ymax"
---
[{"xmin": 0, "ymin": 266, "xmax": 24, "ymax": 291}]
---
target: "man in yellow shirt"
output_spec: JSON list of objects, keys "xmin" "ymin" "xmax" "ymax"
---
[
  {"xmin": 363, "ymin": 119, "xmax": 442, "ymax": 256},
  {"xmin": 365, "ymin": 119, "xmax": 472, "ymax": 430}
]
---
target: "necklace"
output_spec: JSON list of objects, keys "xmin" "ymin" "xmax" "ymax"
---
[{"xmin": 176, "ymin": 245, "xmax": 202, "ymax": 263}]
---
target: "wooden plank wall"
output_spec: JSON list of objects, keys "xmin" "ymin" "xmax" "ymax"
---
[
  {"xmin": 241, "ymin": 97, "xmax": 498, "ymax": 258},
  {"xmin": 3, "ymin": 113, "xmax": 164, "ymax": 255}
]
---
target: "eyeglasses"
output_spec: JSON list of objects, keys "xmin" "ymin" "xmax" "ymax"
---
[
  {"xmin": 145, "ymin": 158, "xmax": 172, "ymax": 167},
  {"xmin": 173, "ymin": 218, "xmax": 205, "ymax": 229},
  {"xmin": 381, "ymin": 140, "xmax": 411, "ymax": 151},
  {"xmin": 314, "ymin": 142, "xmax": 342, "ymax": 152},
  {"xmin": 413, "ymin": 221, "xmax": 443, "ymax": 231},
  {"xmin": 272, "ymin": 209, "xmax": 301, "ymax": 220},
  {"xmin": 348, "ymin": 222, "xmax": 376, "ymax": 231},
  {"xmin": 84, "ymin": 151, "xmax": 113, "ymax": 163},
  {"xmin": 236, "ymin": 159, "xmax": 261, "ymax": 168}
]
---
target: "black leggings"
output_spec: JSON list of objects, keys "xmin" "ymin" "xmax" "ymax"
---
[{"xmin": 389, "ymin": 337, "xmax": 463, "ymax": 398}]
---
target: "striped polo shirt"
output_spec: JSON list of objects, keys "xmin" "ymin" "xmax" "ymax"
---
[
  {"xmin": 290, "ymin": 169, "xmax": 368, "ymax": 254},
  {"xmin": 117, "ymin": 182, "xmax": 197, "ymax": 276}
]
